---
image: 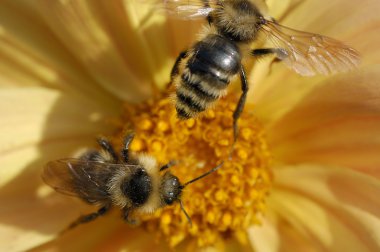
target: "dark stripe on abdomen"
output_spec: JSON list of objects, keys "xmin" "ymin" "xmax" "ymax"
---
[
  {"xmin": 181, "ymin": 73, "xmax": 219, "ymax": 102},
  {"xmin": 176, "ymin": 106, "xmax": 191, "ymax": 119},
  {"xmin": 176, "ymin": 92, "xmax": 206, "ymax": 113}
]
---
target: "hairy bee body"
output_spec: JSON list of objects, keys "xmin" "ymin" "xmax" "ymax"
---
[
  {"xmin": 167, "ymin": 0, "xmax": 359, "ymax": 144},
  {"xmin": 174, "ymin": 34, "xmax": 242, "ymax": 119},
  {"xmin": 42, "ymin": 133, "xmax": 221, "ymax": 230}
]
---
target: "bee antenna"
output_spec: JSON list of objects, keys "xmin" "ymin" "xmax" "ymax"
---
[
  {"xmin": 179, "ymin": 199, "xmax": 192, "ymax": 227},
  {"xmin": 182, "ymin": 162, "xmax": 224, "ymax": 187}
]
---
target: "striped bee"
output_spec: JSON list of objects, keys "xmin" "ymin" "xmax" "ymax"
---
[
  {"xmin": 163, "ymin": 0, "xmax": 360, "ymax": 145},
  {"xmin": 42, "ymin": 133, "xmax": 222, "ymax": 230}
]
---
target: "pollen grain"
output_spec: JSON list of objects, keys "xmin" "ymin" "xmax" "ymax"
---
[{"xmin": 114, "ymin": 94, "xmax": 272, "ymax": 248}]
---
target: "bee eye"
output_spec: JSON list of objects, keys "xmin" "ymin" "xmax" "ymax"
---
[
  {"xmin": 164, "ymin": 196, "xmax": 174, "ymax": 205},
  {"xmin": 172, "ymin": 178, "xmax": 178, "ymax": 186}
]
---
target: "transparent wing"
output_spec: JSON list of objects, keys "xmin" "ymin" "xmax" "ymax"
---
[
  {"xmin": 261, "ymin": 20, "xmax": 360, "ymax": 76},
  {"xmin": 42, "ymin": 159, "xmax": 136, "ymax": 204},
  {"xmin": 151, "ymin": 0, "xmax": 218, "ymax": 19}
]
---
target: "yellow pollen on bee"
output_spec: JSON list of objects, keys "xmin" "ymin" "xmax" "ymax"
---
[{"xmin": 116, "ymin": 94, "xmax": 272, "ymax": 249}]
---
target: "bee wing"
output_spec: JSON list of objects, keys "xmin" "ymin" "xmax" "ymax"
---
[
  {"xmin": 261, "ymin": 20, "xmax": 360, "ymax": 76},
  {"xmin": 152, "ymin": 0, "xmax": 217, "ymax": 19},
  {"xmin": 42, "ymin": 159, "xmax": 135, "ymax": 204}
]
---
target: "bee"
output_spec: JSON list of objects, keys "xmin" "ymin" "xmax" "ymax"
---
[
  {"xmin": 163, "ymin": 0, "xmax": 360, "ymax": 144},
  {"xmin": 42, "ymin": 133, "xmax": 223, "ymax": 230}
]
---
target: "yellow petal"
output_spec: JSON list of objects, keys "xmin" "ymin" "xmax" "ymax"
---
[
  {"xmin": 271, "ymin": 164, "xmax": 380, "ymax": 251},
  {"xmin": 252, "ymin": 0, "xmax": 380, "ymax": 125},
  {"xmin": 0, "ymin": 87, "xmax": 117, "ymax": 186},
  {"xmin": 268, "ymin": 66, "xmax": 380, "ymax": 178},
  {"xmin": 29, "ymin": 222, "xmax": 163, "ymax": 252},
  {"xmin": 0, "ymin": 1, "xmax": 167, "ymax": 101},
  {"xmin": 0, "ymin": 87, "xmax": 119, "ymax": 250},
  {"xmin": 248, "ymin": 214, "xmax": 281, "ymax": 252},
  {"xmin": 249, "ymin": 215, "xmax": 322, "ymax": 252}
]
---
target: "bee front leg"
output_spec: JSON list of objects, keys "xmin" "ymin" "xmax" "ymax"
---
[
  {"xmin": 122, "ymin": 207, "xmax": 138, "ymax": 225},
  {"xmin": 62, "ymin": 205, "xmax": 111, "ymax": 233},
  {"xmin": 159, "ymin": 160, "xmax": 177, "ymax": 171},
  {"xmin": 121, "ymin": 132, "xmax": 135, "ymax": 163},
  {"xmin": 97, "ymin": 137, "xmax": 118, "ymax": 162}
]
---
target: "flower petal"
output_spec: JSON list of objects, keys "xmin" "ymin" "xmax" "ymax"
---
[
  {"xmin": 0, "ymin": 87, "xmax": 116, "ymax": 250},
  {"xmin": 268, "ymin": 66, "xmax": 380, "ymax": 178},
  {"xmin": 269, "ymin": 164, "xmax": 380, "ymax": 251},
  {"xmin": 252, "ymin": 0, "xmax": 380, "ymax": 125},
  {"xmin": 0, "ymin": 1, "xmax": 173, "ymax": 100},
  {"xmin": 248, "ymin": 214, "xmax": 281, "ymax": 252},
  {"xmin": 29, "ymin": 220, "xmax": 168, "ymax": 252}
]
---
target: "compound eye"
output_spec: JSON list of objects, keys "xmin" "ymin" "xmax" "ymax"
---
[{"xmin": 164, "ymin": 191, "xmax": 175, "ymax": 205}]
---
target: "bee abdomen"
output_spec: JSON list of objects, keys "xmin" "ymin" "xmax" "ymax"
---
[
  {"xmin": 175, "ymin": 72, "xmax": 226, "ymax": 119},
  {"xmin": 181, "ymin": 73, "xmax": 221, "ymax": 101}
]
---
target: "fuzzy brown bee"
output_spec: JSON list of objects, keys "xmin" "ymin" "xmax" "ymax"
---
[
  {"xmin": 162, "ymin": 0, "xmax": 360, "ymax": 144},
  {"xmin": 42, "ymin": 133, "xmax": 222, "ymax": 230}
]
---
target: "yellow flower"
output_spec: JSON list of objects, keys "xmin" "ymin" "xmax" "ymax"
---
[{"xmin": 1, "ymin": 0, "xmax": 380, "ymax": 251}]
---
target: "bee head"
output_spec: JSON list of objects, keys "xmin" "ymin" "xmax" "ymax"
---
[
  {"xmin": 159, "ymin": 162, "xmax": 224, "ymax": 226},
  {"xmin": 160, "ymin": 172, "xmax": 183, "ymax": 206}
]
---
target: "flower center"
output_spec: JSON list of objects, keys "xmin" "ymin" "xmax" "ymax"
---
[{"xmin": 113, "ymin": 93, "xmax": 272, "ymax": 248}]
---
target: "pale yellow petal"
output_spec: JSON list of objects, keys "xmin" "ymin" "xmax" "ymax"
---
[
  {"xmin": 271, "ymin": 164, "xmax": 380, "ymax": 251},
  {"xmin": 252, "ymin": 0, "xmax": 380, "ymax": 125},
  {"xmin": 0, "ymin": 0, "xmax": 169, "ymax": 100},
  {"xmin": 30, "ymin": 223, "xmax": 169, "ymax": 252},
  {"xmin": 248, "ymin": 215, "xmax": 281, "ymax": 252},
  {"xmin": 0, "ymin": 87, "xmax": 117, "ymax": 186},
  {"xmin": 249, "ymin": 215, "xmax": 323, "ymax": 252},
  {"xmin": 268, "ymin": 66, "xmax": 380, "ymax": 178},
  {"xmin": 0, "ymin": 87, "xmax": 119, "ymax": 250},
  {"xmin": 35, "ymin": 0, "xmax": 169, "ymax": 99}
]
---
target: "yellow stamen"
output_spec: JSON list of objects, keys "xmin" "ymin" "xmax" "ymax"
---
[{"xmin": 114, "ymin": 94, "xmax": 272, "ymax": 249}]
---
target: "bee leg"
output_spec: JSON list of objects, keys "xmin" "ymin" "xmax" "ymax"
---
[
  {"xmin": 230, "ymin": 67, "xmax": 248, "ymax": 158},
  {"xmin": 62, "ymin": 205, "xmax": 111, "ymax": 233},
  {"xmin": 201, "ymin": 0, "xmax": 213, "ymax": 25},
  {"xmin": 123, "ymin": 208, "xmax": 138, "ymax": 225},
  {"xmin": 170, "ymin": 50, "xmax": 188, "ymax": 82},
  {"xmin": 121, "ymin": 132, "xmax": 135, "ymax": 163},
  {"xmin": 159, "ymin": 160, "xmax": 177, "ymax": 171},
  {"xmin": 251, "ymin": 48, "xmax": 287, "ymax": 61},
  {"xmin": 97, "ymin": 137, "xmax": 118, "ymax": 162}
]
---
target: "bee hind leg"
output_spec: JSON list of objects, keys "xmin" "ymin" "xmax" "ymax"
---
[
  {"xmin": 230, "ymin": 67, "xmax": 249, "ymax": 158},
  {"xmin": 61, "ymin": 205, "xmax": 111, "ymax": 233},
  {"xmin": 251, "ymin": 48, "xmax": 287, "ymax": 61}
]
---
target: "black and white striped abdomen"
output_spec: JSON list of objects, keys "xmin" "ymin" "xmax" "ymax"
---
[{"xmin": 175, "ymin": 34, "xmax": 242, "ymax": 119}]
